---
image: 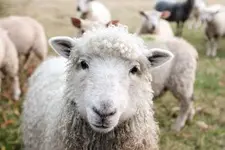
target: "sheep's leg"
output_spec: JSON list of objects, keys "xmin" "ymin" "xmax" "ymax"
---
[
  {"xmin": 0, "ymin": 72, "xmax": 2, "ymax": 93},
  {"xmin": 176, "ymin": 22, "xmax": 183, "ymax": 37},
  {"xmin": 187, "ymin": 101, "xmax": 195, "ymax": 121},
  {"xmin": 194, "ymin": 17, "xmax": 201, "ymax": 29},
  {"xmin": 188, "ymin": 19, "xmax": 194, "ymax": 30},
  {"xmin": 175, "ymin": 22, "xmax": 180, "ymax": 36},
  {"xmin": 211, "ymin": 38, "xmax": 218, "ymax": 57},
  {"xmin": 171, "ymin": 98, "xmax": 192, "ymax": 132},
  {"xmin": 206, "ymin": 38, "xmax": 213, "ymax": 57},
  {"xmin": 12, "ymin": 75, "xmax": 21, "ymax": 101},
  {"xmin": 23, "ymin": 52, "xmax": 32, "ymax": 70}
]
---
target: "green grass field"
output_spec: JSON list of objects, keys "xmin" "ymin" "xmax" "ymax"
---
[{"xmin": 0, "ymin": 0, "xmax": 225, "ymax": 150}]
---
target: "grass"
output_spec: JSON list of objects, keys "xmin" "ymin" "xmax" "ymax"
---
[{"xmin": 0, "ymin": 0, "xmax": 225, "ymax": 149}]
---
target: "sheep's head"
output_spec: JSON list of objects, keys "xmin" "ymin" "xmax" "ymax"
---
[
  {"xmin": 49, "ymin": 25, "xmax": 173, "ymax": 133},
  {"xmin": 139, "ymin": 10, "xmax": 170, "ymax": 33},
  {"xmin": 71, "ymin": 17, "xmax": 119, "ymax": 36}
]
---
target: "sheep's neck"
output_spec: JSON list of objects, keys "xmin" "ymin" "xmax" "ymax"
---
[{"xmin": 63, "ymin": 105, "xmax": 158, "ymax": 150}]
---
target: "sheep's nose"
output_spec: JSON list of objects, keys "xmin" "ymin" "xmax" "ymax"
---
[
  {"xmin": 77, "ymin": 6, "xmax": 80, "ymax": 11},
  {"xmin": 92, "ymin": 107, "xmax": 117, "ymax": 118}
]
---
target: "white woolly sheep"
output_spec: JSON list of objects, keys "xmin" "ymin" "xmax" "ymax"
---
[
  {"xmin": 0, "ymin": 28, "xmax": 21, "ymax": 101},
  {"xmin": 136, "ymin": 10, "xmax": 174, "ymax": 39},
  {"xmin": 76, "ymin": 0, "xmax": 111, "ymax": 24},
  {"xmin": 200, "ymin": 4, "xmax": 225, "ymax": 57},
  {"xmin": 22, "ymin": 25, "xmax": 174, "ymax": 150},
  {"xmin": 0, "ymin": 16, "xmax": 48, "ymax": 69},
  {"xmin": 145, "ymin": 36, "xmax": 198, "ymax": 131}
]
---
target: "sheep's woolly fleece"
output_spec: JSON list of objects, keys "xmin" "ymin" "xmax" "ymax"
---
[{"xmin": 73, "ymin": 24, "xmax": 150, "ymax": 60}]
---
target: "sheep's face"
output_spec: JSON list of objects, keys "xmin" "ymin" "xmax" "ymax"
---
[
  {"xmin": 49, "ymin": 27, "xmax": 173, "ymax": 133},
  {"xmin": 139, "ymin": 11, "xmax": 170, "ymax": 34}
]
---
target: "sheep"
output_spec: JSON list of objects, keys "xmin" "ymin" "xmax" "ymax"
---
[
  {"xmin": 155, "ymin": 0, "xmax": 195, "ymax": 36},
  {"xmin": 0, "ymin": 28, "xmax": 21, "ymax": 101},
  {"xmin": 0, "ymin": 16, "xmax": 48, "ymax": 69},
  {"xmin": 144, "ymin": 36, "xmax": 198, "ymax": 131},
  {"xmin": 188, "ymin": 0, "xmax": 207, "ymax": 30},
  {"xmin": 71, "ymin": 17, "xmax": 119, "ymax": 36},
  {"xmin": 200, "ymin": 5, "xmax": 225, "ymax": 57},
  {"xmin": 22, "ymin": 25, "xmax": 175, "ymax": 150},
  {"xmin": 76, "ymin": 0, "xmax": 111, "ymax": 24},
  {"xmin": 136, "ymin": 10, "xmax": 174, "ymax": 39}
]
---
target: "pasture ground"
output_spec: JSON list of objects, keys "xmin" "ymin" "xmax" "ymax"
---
[{"xmin": 0, "ymin": 0, "xmax": 225, "ymax": 149}]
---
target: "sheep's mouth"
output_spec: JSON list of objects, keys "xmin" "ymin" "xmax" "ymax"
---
[{"xmin": 92, "ymin": 124, "xmax": 109, "ymax": 129}]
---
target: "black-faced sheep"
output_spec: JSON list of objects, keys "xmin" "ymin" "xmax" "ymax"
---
[{"xmin": 155, "ymin": 0, "xmax": 195, "ymax": 36}]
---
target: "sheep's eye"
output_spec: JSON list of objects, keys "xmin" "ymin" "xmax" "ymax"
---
[
  {"xmin": 80, "ymin": 60, "xmax": 89, "ymax": 70},
  {"xmin": 130, "ymin": 66, "xmax": 139, "ymax": 74},
  {"xmin": 81, "ymin": 29, "xmax": 85, "ymax": 34}
]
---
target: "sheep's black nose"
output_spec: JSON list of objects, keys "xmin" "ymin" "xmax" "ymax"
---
[
  {"xmin": 92, "ymin": 107, "xmax": 117, "ymax": 118},
  {"xmin": 77, "ymin": 6, "xmax": 80, "ymax": 11}
]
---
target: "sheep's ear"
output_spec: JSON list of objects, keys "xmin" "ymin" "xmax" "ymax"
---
[
  {"xmin": 139, "ymin": 11, "xmax": 148, "ymax": 19},
  {"xmin": 147, "ymin": 48, "xmax": 174, "ymax": 68},
  {"xmin": 160, "ymin": 11, "xmax": 171, "ymax": 19},
  {"xmin": 71, "ymin": 17, "xmax": 82, "ymax": 28},
  {"xmin": 106, "ymin": 20, "xmax": 119, "ymax": 27},
  {"xmin": 49, "ymin": 36, "xmax": 75, "ymax": 59}
]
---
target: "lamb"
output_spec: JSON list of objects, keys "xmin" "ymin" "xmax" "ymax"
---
[
  {"xmin": 145, "ymin": 36, "xmax": 198, "ymax": 131},
  {"xmin": 136, "ymin": 10, "xmax": 174, "ymax": 39},
  {"xmin": 155, "ymin": 0, "xmax": 195, "ymax": 36},
  {"xmin": 22, "ymin": 25, "xmax": 174, "ymax": 150},
  {"xmin": 200, "ymin": 4, "xmax": 225, "ymax": 57},
  {"xmin": 0, "ymin": 28, "xmax": 21, "ymax": 101},
  {"xmin": 0, "ymin": 16, "xmax": 48, "ymax": 69},
  {"xmin": 188, "ymin": 0, "xmax": 206, "ymax": 29},
  {"xmin": 76, "ymin": 0, "xmax": 111, "ymax": 24}
]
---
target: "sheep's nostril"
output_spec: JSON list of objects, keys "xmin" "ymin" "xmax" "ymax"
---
[
  {"xmin": 92, "ymin": 107, "xmax": 117, "ymax": 118},
  {"xmin": 77, "ymin": 6, "xmax": 80, "ymax": 11}
]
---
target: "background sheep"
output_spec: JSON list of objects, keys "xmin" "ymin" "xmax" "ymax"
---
[
  {"xmin": 188, "ymin": 0, "xmax": 206, "ymax": 30},
  {"xmin": 200, "ymin": 5, "xmax": 225, "ymax": 57},
  {"xmin": 146, "ymin": 37, "xmax": 198, "ymax": 131},
  {"xmin": 22, "ymin": 25, "xmax": 174, "ymax": 150},
  {"xmin": 136, "ymin": 10, "xmax": 174, "ymax": 39},
  {"xmin": 0, "ymin": 28, "xmax": 21, "ymax": 101},
  {"xmin": 155, "ymin": 0, "xmax": 195, "ymax": 36},
  {"xmin": 76, "ymin": 0, "xmax": 111, "ymax": 24},
  {"xmin": 0, "ymin": 16, "xmax": 48, "ymax": 69},
  {"xmin": 71, "ymin": 17, "xmax": 119, "ymax": 36}
]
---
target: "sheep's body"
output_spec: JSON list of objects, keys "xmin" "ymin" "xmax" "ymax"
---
[
  {"xmin": 77, "ymin": 0, "xmax": 111, "ymax": 24},
  {"xmin": 155, "ymin": 0, "xmax": 195, "ymax": 36},
  {"xmin": 0, "ymin": 16, "xmax": 47, "ymax": 68},
  {"xmin": 0, "ymin": 28, "xmax": 21, "ymax": 100},
  {"xmin": 136, "ymin": 10, "xmax": 174, "ymax": 39},
  {"xmin": 22, "ymin": 26, "xmax": 175, "ymax": 150},
  {"xmin": 201, "ymin": 5, "xmax": 225, "ymax": 57},
  {"xmin": 146, "ymin": 37, "xmax": 198, "ymax": 131}
]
